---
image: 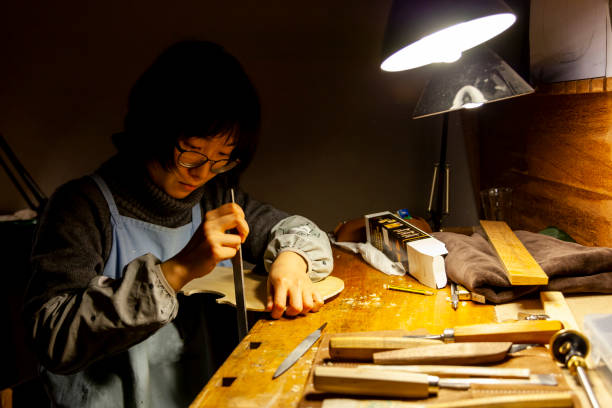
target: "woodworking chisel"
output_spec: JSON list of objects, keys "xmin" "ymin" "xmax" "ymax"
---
[
  {"xmin": 405, "ymin": 319, "xmax": 563, "ymax": 344},
  {"xmin": 356, "ymin": 364, "xmax": 531, "ymax": 378},
  {"xmin": 313, "ymin": 366, "xmax": 557, "ymax": 398},
  {"xmin": 372, "ymin": 342, "xmax": 535, "ymax": 365}
]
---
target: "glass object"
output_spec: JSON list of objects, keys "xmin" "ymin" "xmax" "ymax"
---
[
  {"xmin": 480, "ymin": 187, "xmax": 513, "ymax": 223},
  {"xmin": 413, "ymin": 47, "xmax": 534, "ymax": 119},
  {"xmin": 175, "ymin": 144, "xmax": 239, "ymax": 173}
]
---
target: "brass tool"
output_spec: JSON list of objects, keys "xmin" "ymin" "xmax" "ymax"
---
[
  {"xmin": 456, "ymin": 283, "xmax": 486, "ymax": 304},
  {"xmin": 550, "ymin": 329, "xmax": 601, "ymax": 408},
  {"xmin": 384, "ymin": 283, "xmax": 434, "ymax": 296},
  {"xmin": 404, "ymin": 320, "xmax": 563, "ymax": 344}
]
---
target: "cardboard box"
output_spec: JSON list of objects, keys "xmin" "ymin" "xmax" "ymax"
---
[{"xmin": 365, "ymin": 211, "xmax": 447, "ymax": 289}]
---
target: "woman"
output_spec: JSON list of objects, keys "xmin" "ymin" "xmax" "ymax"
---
[{"xmin": 24, "ymin": 40, "xmax": 333, "ymax": 407}]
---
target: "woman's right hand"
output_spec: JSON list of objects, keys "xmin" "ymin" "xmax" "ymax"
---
[{"xmin": 161, "ymin": 202, "xmax": 249, "ymax": 292}]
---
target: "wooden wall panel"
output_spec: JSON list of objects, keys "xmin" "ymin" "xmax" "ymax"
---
[{"xmin": 463, "ymin": 84, "xmax": 612, "ymax": 247}]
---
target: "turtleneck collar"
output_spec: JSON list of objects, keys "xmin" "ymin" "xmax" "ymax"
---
[{"xmin": 97, "ymin": 154, "xmax": 205, "ymax": 227}]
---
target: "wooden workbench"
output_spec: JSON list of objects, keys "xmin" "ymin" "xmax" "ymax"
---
[{"xmin": 190, "ymin": 247, "xmax": 497, "ymax": 407}]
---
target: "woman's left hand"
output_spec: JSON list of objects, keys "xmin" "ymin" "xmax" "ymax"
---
[{"xmin": 266, "ymin": 251, "xmax": 324, "ymax": 319}]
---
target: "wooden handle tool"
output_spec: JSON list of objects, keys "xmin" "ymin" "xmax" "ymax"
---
[
  {"xmin": 314, "ymin": 366, "xmax": 557, "ymax": 399},
  {"xmin": 320, "ymin": 391, "xmax": 575, "ymax": 408},
  {"xmin": 314, "ymin": 366, "xmax": 435, "ymax": 399},
  {"xmin": 356, "ymin": 364, "xmax": 530, "ymax": 378},
  {"xmin": 410, "ymin": 319, "xmax": 563, "ymax": 344},
  {"xmin": 329, "ymin": 336, "xmax": 442, "ymax": 361},
  {"xmin": 372, "ymin": 342, "xmax": 514, "ymax": 365}
]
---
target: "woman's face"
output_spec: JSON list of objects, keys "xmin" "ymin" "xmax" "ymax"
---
[{"xmin": 147, "ymin": 135, "xmax": 236, "ymax": 199}]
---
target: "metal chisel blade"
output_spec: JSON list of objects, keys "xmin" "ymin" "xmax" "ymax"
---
[
  {"xmin": 273, "ymin": 322, "xmax": 327, "ymax": 379},
  {"xmin": 438, "ymin": 373, "xmax": 558, "ymax": 389},
  {"xmin": 231, "ymin": 188, "xmax": 248, "ymax": 341}
]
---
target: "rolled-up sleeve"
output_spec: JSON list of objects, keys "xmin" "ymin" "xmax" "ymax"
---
[
  {"xmin": 263, "ymin": 215, "xmax": 333, "ymax": 282},
  {"xmin": 29, "ymin": 254, "xmax": 178, "ymax": 374}
]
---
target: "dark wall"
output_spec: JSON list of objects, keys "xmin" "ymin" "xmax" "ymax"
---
[{"xmin": 0, "ymin": 1, "xmax": 487, "ymax": 230}]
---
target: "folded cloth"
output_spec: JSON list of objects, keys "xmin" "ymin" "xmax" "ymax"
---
[{"xmin": 432, "ymin": 230, "xmax": 612, "ymax": 303}]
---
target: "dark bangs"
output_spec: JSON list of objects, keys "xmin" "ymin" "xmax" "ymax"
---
[{"xmin": 118, "ymin": 40, "xmax": 260, "ymax": 172}]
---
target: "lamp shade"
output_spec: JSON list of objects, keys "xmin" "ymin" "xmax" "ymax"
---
[
  {"xmin": 381, "ymin": 0, "xmax": 516, "ymax": 72},
  {"xmin": 413, "ymin": 47, "xmax": 534, "ymax": 119}
]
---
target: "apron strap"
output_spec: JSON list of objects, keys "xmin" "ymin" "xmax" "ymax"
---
[{"xmin": 90, "ymin": 174, "xmax": 121, "ymax": 220}]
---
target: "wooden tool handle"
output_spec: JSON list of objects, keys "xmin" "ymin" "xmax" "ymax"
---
[
  {"xmin": 359, "ymin": 364, "xmax": 530, "ymax": 378},
  {"xmin": 320, "ymin": 391, "xmax": 574, "ymax": 408},
  {"xmin": 373, "ymin": 342, "xmax": 512, "ymax": 365},
  {"xmin": 314, "ymin": 366, "xmax": 434, "ymax": 398},
  {"xmin": 329, "ymin": 336, "xmax": 442, "ymax": 361},
  {"xmin": 454, "ymin": 320, "xmax": 563, "ymax": 343}
]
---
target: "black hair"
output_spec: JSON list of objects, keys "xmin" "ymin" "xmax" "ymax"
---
[{"xmin": 114, "ymin": 40, "xmax": 260, "ymax": 173}]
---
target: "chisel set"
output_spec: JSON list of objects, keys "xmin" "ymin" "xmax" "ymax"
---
[{"xmin": 308, "ymin": 319, "xmax": 590, "ymax": 407}]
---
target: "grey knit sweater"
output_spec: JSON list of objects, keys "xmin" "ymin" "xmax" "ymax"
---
[{"xmin": 23, "ymin": 154, "xmax": 333, "ymax": 376}]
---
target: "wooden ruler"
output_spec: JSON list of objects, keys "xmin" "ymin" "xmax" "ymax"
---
[
  {"xmin": 540, "ymin": 291, "xmax": 579, "ymax": 331},
  {"xmin": 480, "ymin": 220, "xmax": 548, "ymax": 285}
]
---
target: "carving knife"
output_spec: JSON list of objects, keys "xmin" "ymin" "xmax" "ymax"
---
[
  {"xmin": 230, "ymin": 188, "xmax": 248, "ymax": 341},
  {"xmin": 372, "ymin": 342, "xmax": 537, "ymax": 365},
  {"xmin": 273, "ymin": 322, "xmax": 327, "ymax": 379},
  {"xmin": 404, "ymin": 319, "xmax": 563, "ymax": 344}
]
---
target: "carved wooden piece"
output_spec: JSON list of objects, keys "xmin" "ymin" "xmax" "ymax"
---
[{"xmin": 181, "ymin": 266, "xmax": 344, "ymax": 311}]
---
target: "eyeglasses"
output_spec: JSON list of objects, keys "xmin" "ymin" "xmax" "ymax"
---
[{"xmin": 175, "ymin": 144, "xmax": 239, "ymax": 173}]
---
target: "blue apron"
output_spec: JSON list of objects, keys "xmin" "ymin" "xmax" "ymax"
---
[{"xmin": 44, "ymin": 174, "xmax": 215, "ymax": 407}]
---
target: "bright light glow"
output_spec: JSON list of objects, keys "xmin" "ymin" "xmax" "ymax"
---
[
  {"xmin": 462, "ymin": 102, "xmax": 484, "ymax": 109},
  {"xmin": 381, "ymin": 13, "xmax": 516, "ymax": 72}
]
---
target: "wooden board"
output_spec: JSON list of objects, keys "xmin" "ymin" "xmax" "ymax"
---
[
  {"xmin": 180, "ymin": 266, "xmax": 344, "ymax": 311},
  {"xmin": 480, "ymin": 220, "xmax": 549, "ymax": 285},
  {"xmin": 464, "ymin": 91, "xmax": 612, "ymax": 247},
  {"xmin": 540, "ymin": 291, "xmax": 580, "ymax": 332},
  {"xmin": 190, "ymin": 248, "xmax": 498, "ymax": 408}
]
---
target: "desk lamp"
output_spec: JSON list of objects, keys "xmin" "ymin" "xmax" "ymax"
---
[
  {"xmin": 381, "ymin": 0, "xmax": 517, "ymax": 72},
  {"xmin": 380, "ymin": 0, "xmax": 526, "ymax": 230},
  {"xmin": 413, "ymin": 47, "xmax": 534, "ymax": 230}
]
